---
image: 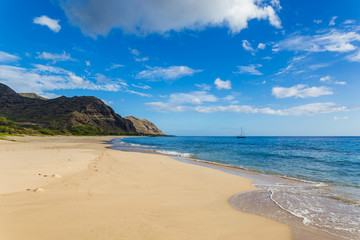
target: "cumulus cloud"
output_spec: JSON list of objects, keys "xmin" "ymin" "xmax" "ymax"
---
[
  {"xmin": 214, "ymin": 78, "xmax": 231, "ymax": 90},
  {"xmin": 272, "ymin": 84, "xmax": 333, "ymax": 99},
  {"xmin": 329, "ymin": 16, "xmax": 338, "ymax": 26},
  {"xmin": 61, "ymin": 0, "xmax": 281, "ymax": 37},
  {"xmin": 33, "ymin": 15, "xmax": 61, "ymax": 33},
  {"xmin": 37, "ymin": 51, "xmax": 74, "ymax": 63},
  {"xmin": 274, "ymin": 29, "xmax": 360, "ymax": 53},
  {"xmin": 0, "ymin": 64, "xmax": 123, "ymax": 95},
  {"xmin": 0, "ymin": 51, "xmax": 20, "ymax": 62},
  {"xmin": 236, "ymin": 64, "xmax": 263, "ymax": 75},
  {"xmin": 136, "ymin": 66, "xmax": 201, "ymax": 81}
]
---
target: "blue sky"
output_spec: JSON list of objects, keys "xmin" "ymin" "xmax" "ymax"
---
[{"xmin": 0, "ymin": 0, "xmax": 360, "ymax": 136}]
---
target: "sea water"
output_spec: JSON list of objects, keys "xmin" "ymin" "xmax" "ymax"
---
[{"xmin": 111, "ymin": 136, "xmax": 360, "ymax": 239}]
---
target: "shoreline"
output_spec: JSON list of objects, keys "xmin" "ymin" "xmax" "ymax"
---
[
  {"xmin": 0, "ymin": 136, "xmax": 291, "ymax": 240},
  {"xmin": 112, "ymin": 137, "xmax": 355, "ymax": 240}
]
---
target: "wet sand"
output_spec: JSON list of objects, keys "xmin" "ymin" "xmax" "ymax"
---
[{"xmin": 0, "ymin": 136, "xmax": 291, "ymax": 240}]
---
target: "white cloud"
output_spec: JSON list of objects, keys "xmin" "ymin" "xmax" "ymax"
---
[
  {"xmin": 106, "ymin": 63, "xmax": 125, "ymax": 71},
  {"xmin": 334, "ymin": 81, "xmax": 347, "ymax": 85},
  {"xmin": 0, "ymin": 51, "xmax": 20, "ymax": 62},
  {"xmin": 146, "ymin": 99, "xmax": 346, "ymax": 116},
  {"xmin": 275, "ymin": 55, "xmax": 306, "ymax": 75},
  {"xmin": 320, "ymin": 75, "xmax": 331, "ymax": 83},
  {"xmin": 95, "ymin": 73, "xmax": 128, "ymax": 87},
  {"xmin": 258, "ymin": 43, "xmax": 266, "ymax": 50},
  {"xmin": 33, "ymin": 16, "xmax": 61, "ymax": 33},
  {"xmin": 37, "ymin": 51, "xmax": 74, "ymax": 63},
  {"xmin": 85, "ymin": 61, "xmax": 91, "ymax": 66},
  {"xmin": 69, "ymin": 73, "xmax": 84, "ymax": 84},
  {"xmin": 236, "ymin": 64, "xmax": 263, "ymax": 75},
  {"xmin": 168, "ymin": 91, "xmax": 218, "ymax": 105},
  {"xmin": 128, "ymin": 48, "xmax": 148, "ymax": 62},
  {"xmin": 308, "ymin": 63, "xmax": 331, "ymax": 70},
  {"xmin": 129, "ymin": 48, "xmax": 140, "ymax": 56},
  {"xmin": 146, "ymin": 91, "xmax": 218, "ymax": 112},
  {"xmin": 195, "ymin": 83, "xmax": 212, "ymax": 91},
  {"xmin": 134, "ymin": 57, "xmax": 149, "ymax": 62},
  {"xmin": 283, "ymin": 103, "xmax": 346, "ymax": 116},
  {"xmin": 272, "ymin": 84, "xmax": 333, "ymax": 99},
  {"xmin": 334, "ymin": 116, "xmax": 349, "ymax": 120},
  {"xmin": 126, "ymin": 90, "xmax": 152, "ymax": 97},
  {"xmin": 346, "ymin": 50, "xmax": 360, "ymax": 62},
  {"xmin": 101, "ymin": 99, "xmax": 114, "ymax": 105},
  {"xmin": 329, "ymin": 16, "xmax": 338, "ymax": 26},
  {"xmin": 343, "ymin": 20, "xmax": 355, "ymax": 25},
  {"xmin": 242, "ymin": 40, "xmax": 254, "ymax": 52},
  {"xmin": 61, "ymin": 0, "xmax": 281, "ymax": 37},
  {"xmin": 136, "ymin": 66, "xmax": 201, "ymax": 81},
  {"xmin": 0, "ymin": 64, "xmax": 123, "ymax": 95},
  {"xmin": 320, "ymin": 75, "xmax": 346, "ymax": 85},
  {"xmin": 214, "ymin": 78, "xmax": 231, "ymax": 90},
  {"xmin": 274, "ymin": 54, "xmax": 327, "ymax": 76},
  {"xmin": 314, "ymin": 20, "xmax": 323, "ymax": 24},
  {"xmin": 131, "ymin": 84, "xmax": 151, "ymax": 89},
  {"xmin": 275, "ymin": 29, "xmax": 360, "ymax": 53}
]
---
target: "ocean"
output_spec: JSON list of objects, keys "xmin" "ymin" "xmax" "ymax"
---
[{"xmin": 111, "ymin": 136, "xmax": 360, "ymax": 239}]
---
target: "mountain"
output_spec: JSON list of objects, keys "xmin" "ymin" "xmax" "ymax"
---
[
  {"xmin": 19, "ymin": 93, "xmax": 47, "ymax": 100},
  {"xmin": 0, "ymin": 83, "xmax": 154, "ymax": 134},
  {"xmin": 124, "ymin": 116, "xmax": 163, "ymax": 135}
]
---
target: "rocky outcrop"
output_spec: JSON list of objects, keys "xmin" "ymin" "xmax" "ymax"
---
[
  {"xmin": 125, "ymin": 116, "xmax": 163, "ymax": 135},
  {"xmin": 0, "ymin": 83, "xmax": 136, "ymax": 133}
]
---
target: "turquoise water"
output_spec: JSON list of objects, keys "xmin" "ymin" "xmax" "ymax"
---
[
  {"xmin": 119, "ymin": 136, "xmax": 360, "ymax": 196},
  {"xmin": 112, "ymin": 136, "xmax": 360, "ymax": 238}
]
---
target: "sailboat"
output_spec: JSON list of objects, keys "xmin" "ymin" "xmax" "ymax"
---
[{"xmin": 237, "ymin": 127, "xmax": 245, "ymax": 138}]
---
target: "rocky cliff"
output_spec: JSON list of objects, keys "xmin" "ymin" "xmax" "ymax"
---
[
  {"xmin": 0, "ymin": 83, "xmax": 138, "ymax": 133},
  {"xmin": 125, "ymin": 116, "xmax": 163, "ymax": 135}
]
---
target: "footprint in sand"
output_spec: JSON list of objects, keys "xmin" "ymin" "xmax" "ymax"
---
[
  {"xmin": 33, "ymin": 188, "xmax": 45, "ymax": 192},
  {"xmin": 38, "ymin": 173, "xmax": 62, "ymax": 178}
]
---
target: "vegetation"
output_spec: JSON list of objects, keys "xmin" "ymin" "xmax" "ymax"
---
[{"xmin": 0, "ymin": 116, "xmax": 163, "ymax": 137}]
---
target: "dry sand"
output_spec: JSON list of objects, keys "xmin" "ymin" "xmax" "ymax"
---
[{"xmin": 0, "ymin": 136, "xmax": 291, "ymax": 240}]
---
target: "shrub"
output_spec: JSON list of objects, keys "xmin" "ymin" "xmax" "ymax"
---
[{"xmin": 69, "ymin": 125, "xmax": 102, "ymax": 135}]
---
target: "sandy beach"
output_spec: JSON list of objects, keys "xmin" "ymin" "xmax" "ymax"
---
[{"xmin": 0, "ymin": 136, "xmax": 291, "ymax": 240}]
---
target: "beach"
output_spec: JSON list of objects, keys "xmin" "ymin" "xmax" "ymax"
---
[{"xmin": 0, "ymin": 136, "xmax": 291, "ymax": 240}]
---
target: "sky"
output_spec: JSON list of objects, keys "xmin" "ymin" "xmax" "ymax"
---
[{"xmin": 0, "ymin": 0, "xmax": 360, "ymax": 136}]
